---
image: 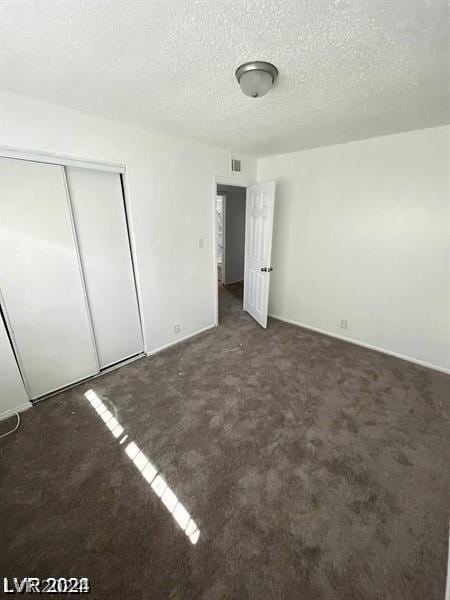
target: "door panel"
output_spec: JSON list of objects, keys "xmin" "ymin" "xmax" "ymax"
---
[
  {"xmin": 243, "ymin": 181, "xmax": 276, "ymax": 328},
  {"xmin": 65, "ymin": 167, "xmax": 143, "ymax": 368},
  {"xmin": 0, "ymin": 158, "xmax": 99, "ymax": 398},
  {"xmin": 0, "ymin": 313, "xmax": 30, "ymax": 413}
]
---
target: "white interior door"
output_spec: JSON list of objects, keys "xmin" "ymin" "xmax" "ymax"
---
[
  {"xmin": 0, "ymin": 158, "xmax": 99, "ymax": 398},
  {"xmin": 65, "ymin": 167, "xmax": 143, "ymax": 368},
  {"xmin": 243, "ymin": 181, "xmax": 276, "ymax": 328}
]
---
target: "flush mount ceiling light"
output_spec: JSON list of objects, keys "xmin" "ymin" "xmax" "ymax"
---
[{"xmin": 235, "ymin": 61, "xmax": 278, "ymax": 98}]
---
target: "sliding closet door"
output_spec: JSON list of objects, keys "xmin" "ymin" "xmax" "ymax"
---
[
  {"xmin": 65, "ymin": 168, "xmax": 143, "ymax": 368},
  {"xmin": 0, "ymin": 158, "xmax": 99, "ymax": 398}
]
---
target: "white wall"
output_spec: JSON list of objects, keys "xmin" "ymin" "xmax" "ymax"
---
[
  {"xmin": 0, "ymin": 90, "xmax": 256, "ymax": 358},
  {"xmin": 258, "ymin": 126, "xmax": 450, "ymax": 371}
]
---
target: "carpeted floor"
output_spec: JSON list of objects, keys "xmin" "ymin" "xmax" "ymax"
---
[{"xmin": 1, "ymin": 286, "xmax": 449, "ymax": 600}]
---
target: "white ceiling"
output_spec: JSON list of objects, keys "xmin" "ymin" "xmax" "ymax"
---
[{"xmin": 1, "ymin": 0, "xmax": 449, "ymax": 156}]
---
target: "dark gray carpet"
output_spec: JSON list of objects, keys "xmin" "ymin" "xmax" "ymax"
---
[{"xmin": 1, "ymin": 286, "xmax": 449, "ymax": 600}]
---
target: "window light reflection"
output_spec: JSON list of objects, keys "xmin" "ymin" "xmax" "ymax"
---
[{"xmin": 84, "ymin": 389, "xmax": 200, "ymax": 545}]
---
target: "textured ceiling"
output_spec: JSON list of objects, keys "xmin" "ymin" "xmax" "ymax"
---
[{"xmin": 1, "ymin": 0, "xmax": 449, "ymax": 155}]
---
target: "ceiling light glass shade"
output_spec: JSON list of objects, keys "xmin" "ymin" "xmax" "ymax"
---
[
  {"xmin": 239, "ymin": 70, "xmax": 273, "ymax": 98},
  {"xmin": 235, "ymin": 61, "xmax": 278, "ymax": 98}
]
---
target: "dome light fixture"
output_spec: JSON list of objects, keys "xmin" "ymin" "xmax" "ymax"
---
[{"xmin": 235, "ymin": 61, "xmax": 278, "ymax": 98}]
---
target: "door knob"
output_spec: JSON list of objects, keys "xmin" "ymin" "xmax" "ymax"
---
[{"xmin": 261, "ymin": 267, "xmax": 273, "ymax": 272}]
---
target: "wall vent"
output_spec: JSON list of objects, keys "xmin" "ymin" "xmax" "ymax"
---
[{"xmin": 230, "ymin": 157, "xmax": 241, "ymax": 173}]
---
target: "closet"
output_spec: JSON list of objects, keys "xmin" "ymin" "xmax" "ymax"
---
[{"xmin": 0, "ymin": 156, "xmax": 144, "ymax": 400}]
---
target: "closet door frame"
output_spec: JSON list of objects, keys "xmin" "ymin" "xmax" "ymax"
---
[{"xmin": 0, "ymin": 147, "xmax": 147, "ymax": 399}]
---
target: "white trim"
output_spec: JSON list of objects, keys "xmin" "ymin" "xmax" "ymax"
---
[
  {"xmin": 147, "ymin": 324, "xmax": 215, "ymax": 357},
  {"xmin": 224, "ymin": 278, "xmax": 244, "ymax": 285},
  {"xmin": 0, "ymin": 145, "xmax": 125, "ymax": 173},
  {"xmin": 269, "ymin": 313, "xmax": 450, "ymax": 374},
  {"xmin": 215, "ymin": 175, "xmax": 255, "ymax": 188},
  {"xmin": 212, "ymin": 175, "xmax": 256, "ymax": 326},
  {"xmin": 33, "ymin": 353, "xmax": 146, "ymax": 403},
  {"xmin": 120, "ymin": 169, "xmax": 148, "ymax": 353},
  {"xmin": 99, "ymin": 352, "xmax": 145, "ymax": 374},
  {"xmin": 0, "ymin": 402, "xmax": 32, "ymax": 422}
]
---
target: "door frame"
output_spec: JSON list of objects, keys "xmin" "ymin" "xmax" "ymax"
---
[
  {"xmin": 212, "ymin": 176, "xmax": 255, "ymax": 326},
  {"xmin": 0, "ymin": 145, "xmax": 125, "ymax": 173},
  {"xmin": 215, "ymin": 192, "xmax": 226, "ymax": 286},
  {"xmin": 0, "ymin": 147, "xmax": 148, "ymax": 393}
]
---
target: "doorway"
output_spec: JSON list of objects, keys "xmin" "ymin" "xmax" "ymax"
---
[
  {"xmin": 215, "ymin": 184, "xmax": 247, "ymax": 322},
  {"xmin": 213, "ymin": 177, "xmax": 276, "ymax": 329}
]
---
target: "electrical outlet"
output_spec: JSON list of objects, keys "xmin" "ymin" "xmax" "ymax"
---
[
  {"xmin": 174, "ymin": 323, "xmax": 180, "ymax": 334},
  {"xmin": 340, "ymin": 320, "xmax": 348, "ymax": 330}
]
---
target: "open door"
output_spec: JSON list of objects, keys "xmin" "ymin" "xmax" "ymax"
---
[{"xmin": 243, "ymin": 181, "xmax": 276, "ymax": 328}]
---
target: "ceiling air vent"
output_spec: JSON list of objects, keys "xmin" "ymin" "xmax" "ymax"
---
[{"xmin": 230, "ymin": 157, "xmax": 241, "ymax": 173}]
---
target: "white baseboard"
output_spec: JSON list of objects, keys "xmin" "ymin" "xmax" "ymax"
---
[
  {"xmin": 0, "ymin": 402, "xmax": 32, "ymax": 422},
  {"xmin": 224, "ymin": 279, "xmax": 244, "ymax": 285},
  {"xmin": 268, "ymin": 313, "xmax": 450, "ymax": 375},
  {"xmin": 147, "ymin": 324, "xmax": 216, "ymax": 357}
]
